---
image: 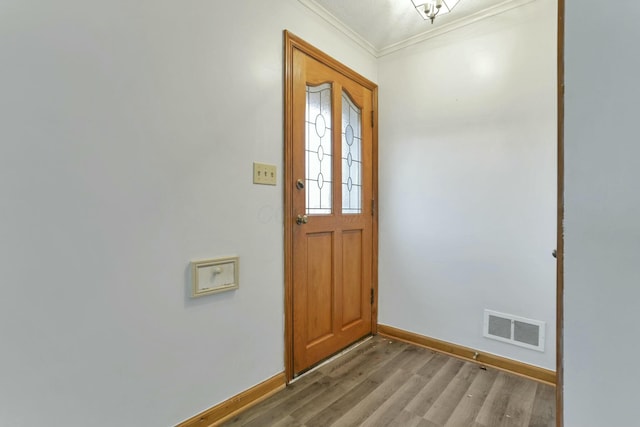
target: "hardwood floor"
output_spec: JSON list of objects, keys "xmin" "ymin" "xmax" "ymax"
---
[{"xmin": 223, "ymin": 336, "xmax": 555, "ymax": 427}]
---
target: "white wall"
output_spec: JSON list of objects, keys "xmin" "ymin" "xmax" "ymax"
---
[
  {"xmin": 564, "ymin": 1, "xmax": 640, "ymax": 426},
  {"xmin": 0, "ymin": 1, "xmax": 376, "ymax": 425},
  {"xmin": 378, "ymin": 0, "xmax": 557, "ymax": 369}
]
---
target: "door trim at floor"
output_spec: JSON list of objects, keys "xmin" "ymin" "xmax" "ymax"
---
[
  {"xmin": 283, "ymin": 30, "xmax": 379, "ymax": 382},
  {"xmin": 289, "ymin": 335, "xmax": 374, "ymax": 385},
  {"xmin": 378, "ymin": 324, "xmax": 556, "ymax": 386}
]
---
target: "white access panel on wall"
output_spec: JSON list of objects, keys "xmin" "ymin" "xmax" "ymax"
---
[{"xmin": 190, "ymin": 256, "xmax": 239, "ymax": 297}]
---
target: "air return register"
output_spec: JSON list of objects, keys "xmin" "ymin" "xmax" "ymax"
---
[{"xmin": 483, "ymin": 310, "xmax": 545, "ymax": 352}]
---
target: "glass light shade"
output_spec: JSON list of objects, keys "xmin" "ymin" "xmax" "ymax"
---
[{"xmin": 411, "ymin": 0, "xmax": 461, "ymax": 20}]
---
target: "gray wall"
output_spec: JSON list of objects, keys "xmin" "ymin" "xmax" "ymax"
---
[
  {"xmin": 378, "ymin": 0, "xmax": 557, "ymax": 369},
  {"xmin": 564, "ymin": 1, "xmax": 640, "ymax": 426},
  {"xmin": 0, "ymin": 1, "xmax": 376, "ymax": 425}
]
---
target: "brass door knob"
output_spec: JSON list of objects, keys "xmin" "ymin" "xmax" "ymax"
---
[{"xmin": 296, "ymin": 214, "xmax": 309, "ymax": 225}]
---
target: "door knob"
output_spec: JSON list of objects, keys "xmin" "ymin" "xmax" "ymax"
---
[
  {"xmin": 296, "ymin": 214, "xmax": 309, "ymax": 225},
  {"xmin": 552, "ymin": 249, "xmax": 557, "ymax": 258},
  {"xmin": 296, "ymin": 179, "xmax": 305, "ymax": 190}
]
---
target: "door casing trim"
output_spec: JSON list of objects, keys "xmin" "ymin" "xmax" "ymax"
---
[
  {"xmin": 283, "ymin": 30, "xmax": 379, "ymax": 382},
  {"xmin": 556, "ymin": 0, "xmax": 565, "ymax": 425}
]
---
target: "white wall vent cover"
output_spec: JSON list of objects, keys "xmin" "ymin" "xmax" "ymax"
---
[{"xmin": 483, "ymin": 310, "xmax": 545, "ymax": 352}]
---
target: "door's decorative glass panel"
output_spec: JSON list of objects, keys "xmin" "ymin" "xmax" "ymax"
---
[
  {"xmin": 341, "ymin": 91, "xmax": 362, "ymax": 214},
  {"xmin": 306, "ymin": 83, "xmax": 332, "ymax": 214}
]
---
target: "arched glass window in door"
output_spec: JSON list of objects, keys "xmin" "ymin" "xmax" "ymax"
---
[
  {"xmin": 305, "ymin": 83, "xmax": 332, "ymax": 214},
  {"xmin": 342, "ymin": 91, "xmax": 362, "ymax": 214}
]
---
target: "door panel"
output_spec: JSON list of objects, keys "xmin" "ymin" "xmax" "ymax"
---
[
  {"xmin": 342, "ymin": 230, "xmax": 363, "ymax": 326},
  {"xmin": 305, "ymin": 232, "xmax": 334, "ymax": 343},
  {"xmin": 290, "ymin": 46, "xmax": 375, "ymax": 375}
]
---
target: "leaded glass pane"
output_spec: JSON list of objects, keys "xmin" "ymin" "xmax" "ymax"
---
[
  {"xmin": 306, "ymin": 83, "xmax": 332, "ymax": 215},
  {"xmin": 341, "ymin": 91, "xmax": 362, "ymax": 214}
]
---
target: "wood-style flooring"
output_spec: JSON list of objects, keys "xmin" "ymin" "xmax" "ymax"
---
[{"xmin": 222, "ymin": 335, "xmax": 555, "ymax": 427}]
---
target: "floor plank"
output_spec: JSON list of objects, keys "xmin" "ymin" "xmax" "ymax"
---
[
  {"xmin": 329, "ymin": 368, "xmax": 412, "ymax": 427},
  {"xmin": 224, "ymin": 370, "xmax": 326, "ymax": 426},
  {"xmin": 474, "ymin": 372, "xmax": 521, "ymax": 427},
  {"xmin": 390, "ymin": 410, "xmax": 437, "ymax": 427},
  {"xmin": 500, "ymin": 377, "xmax": 538, "ymax": 427},
  {"xmin": 289, "ymin": 340, "xmax": 407, "ymax": 425},
  {"xmin": 423, "ymin": 361, "xmax": 480, "ymax": 425},
  {"xmin": 304, "ymin": 343, "xmax": 416, "ymax": 427},
  {"xmin": 443, "ymin": 367, "xmax": 498, "ymax": 427},
  {"xmin": 360, "ymin": 374, "xmax": 432, "ymax": 427},
  {"xmin": 234, "ymin": 376, "xmax": 330, "ymax": 427},
  {"xmin": 220, "ymin": 335, "xmax": 555, "ymax": 427},
  {"xmin": 405, "ymin": 357, "xmax": 465, "ymax": 417},
  {"xmin": 528, "ymin": 380, "xmax": 556, "ymax": 427}
]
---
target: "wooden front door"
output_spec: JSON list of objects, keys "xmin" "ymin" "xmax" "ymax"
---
[{"xmin": 285, "ymin": 32, "xmax": 378, "ymax": 377}]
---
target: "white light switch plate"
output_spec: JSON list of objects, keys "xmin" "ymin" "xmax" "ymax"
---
[{"xmin": 253, "ymin": 162, "xmax": 276, "ymax": 185}]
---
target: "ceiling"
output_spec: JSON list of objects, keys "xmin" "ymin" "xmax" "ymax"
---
[{"xmin": 299, "ymin": 0, "xmax": 536, "ymax": 57}]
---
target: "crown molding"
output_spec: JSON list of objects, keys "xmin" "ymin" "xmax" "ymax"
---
[
  {"xmin": 297, "ymin": 0, "xmax": 378, "ymax": 57},
  {"xmin": 378, "ymin": 0, "xmax": 537, "ymax": 56},
  {"xmin": 298, "ymin": 0, "xmax": 537, "ymax": 58}
]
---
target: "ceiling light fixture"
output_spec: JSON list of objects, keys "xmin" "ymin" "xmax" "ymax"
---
[{"xmin": 411, "ymin": 0, "xmax": 461, "ymax": 24}]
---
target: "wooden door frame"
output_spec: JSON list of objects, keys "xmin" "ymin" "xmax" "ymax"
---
[
  {"xmin": 283, "ymin": 30, "xmax": 379, "ymax": 382},
  {"xmin": 556, "ymin": 0, "xmax": 565, "ymax": 425}
]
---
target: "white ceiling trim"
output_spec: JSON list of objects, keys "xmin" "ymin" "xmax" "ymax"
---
[
  {"xmin": 298, "ymin": 0, "xmax": 379, "ymax": 57},
  {"xmin": 377, "ymin": 0, "xmax": 537, "ymax": 56},
  {"xmin": 299, "ymin": 0, "xmax": 537, "ymax": 58}
]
